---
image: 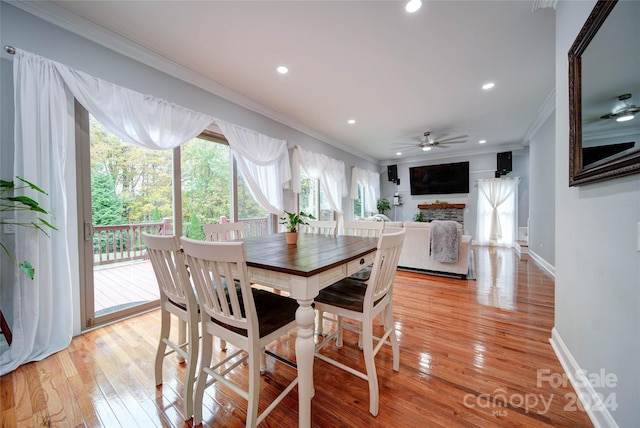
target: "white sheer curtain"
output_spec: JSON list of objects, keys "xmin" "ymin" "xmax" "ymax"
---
[
  {"xmin": 291, "ymin": 146, "xmax": 347, "ymax": 215},
  {"xmin": 215, "ymin": 119, "xmax": 291, "ymax": 215},
  {"xmin": 350, "ymin": 167, "xmax": 380, "ymax": 215},
  {"xmin": 2, "ymin": 49, "xmax": 215, "ymax": 375},
  {"xmin": 476, "ymin": 177, "xmax": 520, "ymax": 246}
]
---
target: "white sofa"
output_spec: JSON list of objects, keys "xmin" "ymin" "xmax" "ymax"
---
[{"xmin": 383, "ymin": 221, "xmax": 472, "ymax": 278}]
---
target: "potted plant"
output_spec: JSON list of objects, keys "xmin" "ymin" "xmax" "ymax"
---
[
  {"xmin": 1, "ymin": 176, "xmax": 57, "ymax": 279},
  {"xmin": 413, "ymin": 211, "xmax": 427, "ymax": 222},
  {"xmin": 377, "ymin": 198, "xmax": 391, "ymax": 215},
  {"xmin": 279, "ymin": 211, "xmax": 316, "ymax": 245}
]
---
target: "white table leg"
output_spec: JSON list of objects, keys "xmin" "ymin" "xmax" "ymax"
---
[{"xmin": 295, "ymin": 298, "xmax": 315, "ymax": 428}]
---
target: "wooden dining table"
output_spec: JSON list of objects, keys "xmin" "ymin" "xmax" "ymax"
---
[{"xmin": 243, "ymin": 232, "xmax": 378, "ymax": 428}]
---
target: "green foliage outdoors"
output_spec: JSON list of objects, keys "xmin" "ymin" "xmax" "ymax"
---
[
  {"xmin": 187, "ymin": 213, "xmax": 205, "ymax": 240},
  {"xmin": 89, "ymin": 116, "xmax": 268, "ymax": 243},
  {"xmin": 0, "ymin": 176, "xmax": 57, "ymax": 279}
]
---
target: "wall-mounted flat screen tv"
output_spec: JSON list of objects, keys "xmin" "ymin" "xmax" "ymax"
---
[{"xmin": 409, "ymin": 161, "xmax": 470, "ymax": 195}]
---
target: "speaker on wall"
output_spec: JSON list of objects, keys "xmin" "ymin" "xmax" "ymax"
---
[
  {"xmin": 497, "ymin": 151, "xmax": 512, "ymax": 173},
  {"xmin": 387, "ymin": 164, "xmax": 398, "ymax": 182}
]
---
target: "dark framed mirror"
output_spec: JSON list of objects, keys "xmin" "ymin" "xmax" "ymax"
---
[{"xmin": 569, "ymin": 0, "xmax": 640, "ymax": 186}]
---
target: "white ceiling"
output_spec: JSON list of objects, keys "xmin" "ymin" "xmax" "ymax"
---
[{"xmin": 50, "ymin": 0, "xmax": 556, "ymax": 163}]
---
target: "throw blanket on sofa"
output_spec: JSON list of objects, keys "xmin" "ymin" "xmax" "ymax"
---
[{"xmin": 429, "ymin": 220, "xmax": 459, "ymax": 263}]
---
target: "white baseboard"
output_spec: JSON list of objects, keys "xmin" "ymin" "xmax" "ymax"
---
[
  {"xmin": 550, "ymin": 328, "xmax": 619, "ymax": 428},
  {"xmin": 528, "ymin": 249, "xmax": 555, "ymax": 277}
]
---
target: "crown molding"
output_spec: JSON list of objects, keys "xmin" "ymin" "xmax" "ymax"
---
[
  {"xmin": 8, "ymin": 0, "xmax": 378, "ymax": 164},
  {"xmin": 521, "ymin": 88, "xmax": 556, "ymax": 146}
]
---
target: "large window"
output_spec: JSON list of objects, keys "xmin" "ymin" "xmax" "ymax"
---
[
  {"xmin": 353, "ymin": 184, "xmax": 365, "ymax": 220},
  {"xmin": 299, "ymin": 171, "xmax": 334, "ymax": 221}
]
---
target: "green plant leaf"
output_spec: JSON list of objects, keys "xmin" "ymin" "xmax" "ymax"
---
[
  {"xmin": 16, "ymin": 176, "xmax": 48, "ymax": 194},
  {"xmin": 38, "ymin": 218, "xmax": 59, "ymax": 231},
  {"xmin": 6, "ymin": 196, "xmax": 49, "ymax": 214},
  {"xmin": 0, "ymin": 180, "xmax": 15, "ymax": 190},
  {"xmin": 19, "ymin": 261, "xmax": 35, "ymax": 280}
]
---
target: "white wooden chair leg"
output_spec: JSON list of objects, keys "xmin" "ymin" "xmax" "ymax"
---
[
  {"xmin": 387, "ymin": 303, "xmax": 400, "ymax": 372},
  {"xmin": 183, "ymin": 319, "xmax": 199, "ymax": 419},
  {"xmin": 260, "ymin": 348, "xmax": 267, "ymax": 375},
  {"xmin": 193, "ymin": 330, "xmax": 213, "ymax": 426},
  {"xmin": 336, "ymin": 316, "xmax": 343, "ymax": 348},
  {"xmin": 247, "ymin": 351, "xmax": 261, "ymax": 428},
  {"xmin": 155, "ymin": 309, "xmax": 170, "ymax": 386},
  {"xmin": 177, "ymin": 319, "xmax": 186, "ymax": 363},
  {"xmin": 315, "ymin": 309, "xmax": 324, "ymax": 336},
  {"xmin": 362, "ymin": 318, "xmax": 379, "ymax": 416}
]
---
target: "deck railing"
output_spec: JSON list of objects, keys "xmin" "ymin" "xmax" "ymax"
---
[
  {"xmin": 238, "ymin": 216, "xmax": 271, "ymax": 237},
  {"xmin": 94, "ymin": 218, "xmax": 171, "ymax": 266},
  {"xmin": 94, "ymin": 216, "xmax": 272, "ymax": 266}
]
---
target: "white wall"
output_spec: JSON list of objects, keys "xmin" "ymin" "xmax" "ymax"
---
[
  {"xmin": 529, "ymin": 111, "xmax": 556, "ymax": 266},
  {"xmin": 0, "ymin": 2, "xmax": 379, "ymax": 334},
  {"xmin": 556, "ymin": 1, "xmax": 640, "ymax": 426},
  {"xmin": 380, "ymin": 149, "xmax": 529, "ymax": 240}
]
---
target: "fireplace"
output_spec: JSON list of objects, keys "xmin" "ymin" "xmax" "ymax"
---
[{"xmin": 417, "ymin": 203, "xmax": 465, "ymax": 229}]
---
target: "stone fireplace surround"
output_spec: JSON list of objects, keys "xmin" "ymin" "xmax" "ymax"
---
[{"xmin": 417, "ymin": 203, "xmax": 465, "ymax": 229}]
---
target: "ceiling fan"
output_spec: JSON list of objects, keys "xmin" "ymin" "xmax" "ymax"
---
[
  {"xmin": 600, "ymin": 93, "xmax": 640, "ymax": 122},
  {"xmin": 393, "ymin": 131, "xmax": 468, "ymax": 152}
]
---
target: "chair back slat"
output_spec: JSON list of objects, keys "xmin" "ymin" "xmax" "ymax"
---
[
  {"xmin": 302, "ymin": 220, "xmax": 337, "ymax": 236},
  {"xmin": 203, "ymin": 222, "xmax": 247, "ymax": 242},
  {"xmin": 143, "ymin": 233, "xmax": 192, "ymax": 307},
  {"xmin": 343, "ymin": 220, "xmax": 385, "ymax": 238},
  {"xmin": 365, "ymin": 230, "xmax": 406, "ymax": 306},
  {"xmin": 180, "ymin": 237, "xmax": 256, "ymax": 333}
]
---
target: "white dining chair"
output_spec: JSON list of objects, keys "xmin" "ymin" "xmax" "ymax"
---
[
  {"xmin": 180, "ymin": 237, "xmax": 299, "ymax": 427},
  {"xmin": 203, "ymin": 222, "xmax": 247, "ymax": 241},
  {"xmin": 142, "ymin": 233, "xmax": 199, "ymax": 420},
  {"xmin": 301, "ymin": 219, "xmax": 337, "ymax": 236},
  {"xmin": 342, "ymin": 220, "xmax": 385, "ymax": 281},
  {"xmin": 316, "ymin": 219, "xmax": 386, "ymax": 338},
  {"xmin": 314, "ymin": 229, "xmax": 405, "ymax": 416}
]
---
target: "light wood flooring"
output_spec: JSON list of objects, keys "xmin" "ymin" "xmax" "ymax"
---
[{"xmin": 0, "ymin": 246, "xmax": 593, "ymax": 427}]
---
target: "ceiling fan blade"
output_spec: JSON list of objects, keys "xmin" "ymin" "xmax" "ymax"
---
[
  {"xmin": 436, "ymin": 135, "xmax": 468, "ymax": 143},
  {"xmin": 391, "ymin": 145, "xmax": 418, "ymax": 151},
  {"xmin": 438, "ymin": 140, "xmax": 467, "ymax": 144}
]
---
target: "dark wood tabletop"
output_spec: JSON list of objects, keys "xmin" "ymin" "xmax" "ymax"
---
[{"xmin": 242, "ymin": 233, "xmax": 377, "ymax": 277}]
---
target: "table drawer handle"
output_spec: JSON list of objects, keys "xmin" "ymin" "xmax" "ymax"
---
[{"xmin": 360, "ymin": 258, "xmax": 365, "ymax": 265}]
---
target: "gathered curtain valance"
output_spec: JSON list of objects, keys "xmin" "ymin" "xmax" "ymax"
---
[
  {"xmin": 291, "ymin": 146, "xmax": 347, "ymax": 215},
  {"xmin": 214, "ymin": 119, "xmax": 291, "ymax": 215},
  {"xmin": 350, "ymin": 166, "xmax": 380, "ymax": 214}
]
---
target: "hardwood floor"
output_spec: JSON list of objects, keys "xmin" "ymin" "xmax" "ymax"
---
[{"xmin": 0, "ymin": 246, "xmax": 593, "ymax": 427}]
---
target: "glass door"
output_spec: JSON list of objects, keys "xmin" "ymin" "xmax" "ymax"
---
[{"xmin": 77, "ymin": 106, "xmax": 172, "ymax": 328}]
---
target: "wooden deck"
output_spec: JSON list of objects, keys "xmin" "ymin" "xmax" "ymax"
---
[{"xmin": 93, "ymin": 260, "xmax": 159, "ymax": 314}]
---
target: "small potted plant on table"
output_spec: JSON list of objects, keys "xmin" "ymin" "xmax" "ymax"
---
[{"xmin": 279, "ymin": 211, "xmax": 316, "ymax": 245}]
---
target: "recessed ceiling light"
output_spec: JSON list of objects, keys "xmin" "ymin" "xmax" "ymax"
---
[
  {"xmin": 482, "ymin": 82, "xmax": 495, "ymax": 90},
  {"xmin": 404, "ymin": 0, "xmax": 422, "ymax": 13},
  {"xmin": 347, "ymin": 119, "xmax": 356, "ymax": 125},
  {"xmin": 479, "ymin": 139, "xmax": 487, "ymax": 144},
  {"xmin": 276, "ymin": 65, "xmax": 289, "ymax": 74},
  {"xmin": 405, "ymin": 0, "xmax": 422, "ymax": 13},
  {"xmin": 422, "ymin": 146, "xmax": 432, "ymax": 151},
  {"xmin": 396, "ymin": 152, "xmax": 402, "ymax": 156}
]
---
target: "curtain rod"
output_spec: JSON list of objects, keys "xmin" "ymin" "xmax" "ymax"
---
[{"xmin": 4, "ymin": 45, "xmax": 16, "ymax": 55}]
